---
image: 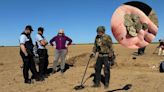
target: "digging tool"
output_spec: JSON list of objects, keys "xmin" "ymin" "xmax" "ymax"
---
[
  {"xmin": 107, "ymin": 84, "xmax": 132, "ymax": 92},
  {"xmin": 74, "ymin": 56, "xmax": 93, "ymax": 90}
]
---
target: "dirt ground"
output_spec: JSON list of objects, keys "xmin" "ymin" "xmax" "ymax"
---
[{"xmin": 0, "ymin": 44, "xmax": 164, "ymax": 92}]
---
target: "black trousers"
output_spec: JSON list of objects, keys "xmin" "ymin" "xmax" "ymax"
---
[
  {"xmin": 94, "ymin": 56, "xmax": 110, "ymax": 85},
  {"xmin": 37, "ymin": 49, "xmax": 49, "ymax": 76},
  {"xmin": 20, "ymin": 51, "xmax": 39, "ymax": 81}
]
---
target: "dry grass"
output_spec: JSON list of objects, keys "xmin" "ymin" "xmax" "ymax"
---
[{"xmin": 0, "ymin": 44, "xmax": 164, "ymax": 92}]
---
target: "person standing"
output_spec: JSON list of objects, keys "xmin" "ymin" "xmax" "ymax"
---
[
  {"xmin": 19, "ymin": 25, "xmax": 43, "ymax": 84},
  {"xmin": 153, "ymin": 39, "xmax": 162, "ymax": 54},
  {"xmin": 50, "ymin": 29, "xmax": 72, "ymax": 74},
  {"xmin": 90, "ymin": 26, "xmax": 114, "ymax": 88},
  {"xmin": 35, "ymin": 27, "xmax": 49, "ymax": 79},
  {"xmin": 158, "ymin": 40, "xmax": 164, "ymax": 56}
]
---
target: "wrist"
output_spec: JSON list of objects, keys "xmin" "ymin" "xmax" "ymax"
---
[
  {"xmin": 25, "ymin": 53, "xmax": 28, "ymax": 56},
  {"xmin": 66, "ymin": 45, "xmax": 69, "ymax": 47},
  {"xmin": 92, "ymin": 52, "xmax": 95, "ymax": 54}
]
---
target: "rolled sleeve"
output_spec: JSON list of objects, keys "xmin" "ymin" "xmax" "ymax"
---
[
  {"xmin": 36, "ymin": 34, "xmax": 43, "ymax": 42},
  {"xmin": 19, "ymin": 35, "xmax": 26, "ymax": 44},
  {"xmin": 66, "ymin": 36, "xmax": 72, "ymax": 45},
  {"xmin": 49, "ymin": 36, "xmax": 56, "ymax": 46}
]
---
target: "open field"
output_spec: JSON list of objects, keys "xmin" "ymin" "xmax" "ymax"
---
[{"xmin": 0, "ymin": 44, "xmax": 164, "ymax": 92}]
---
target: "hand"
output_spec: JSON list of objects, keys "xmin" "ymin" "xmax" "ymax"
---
[
  {"xmin": 90, "ymin": 52, "xmax": 95, "ymax": 58},
  {"xmin": 44, "ymin": 40, "xmax": 48, "ymax": 45},
  {"xmin": 24, "ymin": 53, "xmax": 28, "ymax": 57},
  {"xmin": 111, "ymin": 5, "xmax": 158, "ymax": 49},
  {"xmin": 65, "ymin": 45, "xmax": 68, "ymax": 48}
]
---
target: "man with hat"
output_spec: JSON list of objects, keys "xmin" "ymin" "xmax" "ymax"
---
[
  {"xmin": 19, "ymin": 25, "xmax": 43, "ymax": 84},
  {"xmin": 90, "ymin": 26, "xmax": 114, "ymax": 88},
  {"xmin": 35, "ymin": 27, "xmax": 49, "ymax": 79},
  {"xmin": 50, "ymin": 29, "xmax": 72, "ymax": 74}
]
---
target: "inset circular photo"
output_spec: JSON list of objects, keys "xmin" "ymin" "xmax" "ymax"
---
[{"xmin": 111, "ymin": 1, "xmax": 158, "ymax": 49}]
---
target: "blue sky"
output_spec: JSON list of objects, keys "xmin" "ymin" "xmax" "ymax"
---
[{"xmin": 0, "ymin": 0, "xmax": 163, "ymax": 46}]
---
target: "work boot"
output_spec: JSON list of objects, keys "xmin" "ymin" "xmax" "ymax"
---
[
  {"xmin": 31, "ymin": 74, "xmax": 36, "ymax": 79},
  {"xmin": 24, "ymin": 79, "xmax": 32, "ymax": 84},
  {"xmin": 43, "ymin": 74, "xmax": 49, "ymax": 78},
  {"xmin": 61, "ymin": 69, "xmax": 64, "ymax": 74},
  {"xmin": 31, "ymin": 74, "xmax": 44, "ymax": 81},
  {"xmin": 104, "ymin": 83, "xmax": 109, "ymax": 89},
  {"xmin": 52, "ymin": 70, "xmax": 57, "ymax": 74},
  {"xmin": 92, "ymin": 83, "xmax": 101, "ymax": 88},
  {"xmin": 35, "ymin": 75, "xmax": 44, "ymax": 81}
]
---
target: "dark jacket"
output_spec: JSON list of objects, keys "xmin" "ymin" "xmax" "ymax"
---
[{"xmin": 92, "ymin": 34, "xmax": 113, "ymax": 56}]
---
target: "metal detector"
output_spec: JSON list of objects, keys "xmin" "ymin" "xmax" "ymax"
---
[{"xmin": 74, "ymin": 56, "xmax": 92, "ymax": 90}]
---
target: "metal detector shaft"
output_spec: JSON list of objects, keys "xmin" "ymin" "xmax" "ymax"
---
[{"xmin": 80, "ymin": 57, "xmax": 92, "ymax": 85}]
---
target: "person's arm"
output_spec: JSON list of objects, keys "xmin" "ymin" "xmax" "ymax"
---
[
  {"xmin": 49, "ymin": 36, "xmax": 56, "ymax": 46},
  {"xmin": 40, "ymin": 39, "xmax": 48, "ymax": 46},
  {"xmin": 66, "ymin": 36, "xmax": 72, "ymax": 46},
  {"xmin": 161, "ymin": 43, "xmax": 164, "ymax": 48},
  {"xmin": 107, "ymin": 35, "xmax": 114, "ymax": 58},
  {"xmin": 19, "ymin": 35, "xmax": 28, "ymax": 56},
  {"xmin": 92, "ymin": 39, "xmax": 97, "ymax": 54},
  {"xmin": 37, "ymin": 34, "xmax": 48, "ymax": 46},
  {"xmin": 20, "ymin": 44, "xmax": 28, "ymax": 56},
  {"xmin": 107, "ymin": 35, "xmax": 113, "ymax": 49},
  {"xmin": 90, "ymin": 38, "xmax": 97, "ymax": 58}
]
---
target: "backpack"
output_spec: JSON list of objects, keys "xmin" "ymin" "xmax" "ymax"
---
[{"xmin": 159, "ymin": 61, "xmax": 164, "ymax": 73}]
